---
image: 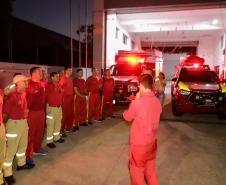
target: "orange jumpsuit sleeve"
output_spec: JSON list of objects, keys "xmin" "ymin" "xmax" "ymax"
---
[{"xmin": 123, "ymin": 101, "xmax": 137, "ymax": 122}]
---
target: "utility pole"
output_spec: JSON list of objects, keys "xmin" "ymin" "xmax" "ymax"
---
[
  {"xmin": 78, "ymin": 0, "xmax": 81, "ymax": 67},
  {"xmin": 85, "ymin": 0, "xmax": 88, "ymax": 78},
  {"xmin": 8, "ymin": 20, "xmax": 13, "ymax": 62},
  {"xmin": 69, "ymin": 0, "xmax": 73, "ymax": 68}
]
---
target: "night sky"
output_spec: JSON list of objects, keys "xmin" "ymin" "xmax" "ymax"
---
[{"xmin": 13, "ymin": 0, "xmax": 93, "ymax": 39}]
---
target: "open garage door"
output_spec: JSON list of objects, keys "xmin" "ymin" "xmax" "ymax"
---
[{"xmin": 106, "ymin": 7, "xmax": 226, "ymax": 80}]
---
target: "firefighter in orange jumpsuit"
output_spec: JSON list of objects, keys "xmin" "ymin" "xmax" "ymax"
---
[
  {"xmin": 123, "ymin": 74, "xmax": 162, "ymax": 185},
  {"xmin": 59, "ymin": 66, "xmax": 74, "ymax": 136},
  {"xmin": 26, "ymin": 67, "xmax": 47, "ymax": 167},
  {"xmin": 73, "ymin": 69, "xmax": 88, "ymax": 127},
  {"xmin": 85, "ymin": 68, "xmax": 102, "ymax": 124},
  {"xmin": 101, "ymin": 69, "xmax": 115, "ymax": 119}
]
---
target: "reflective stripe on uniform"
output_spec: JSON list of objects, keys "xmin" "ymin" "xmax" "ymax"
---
[
  {"xmin": 46, "ymin": 115, "xmax": 54, "ymax": 119},
  {"xmin": 3, "ymin": 162, "xmax": 12, "ymax": 167},
  {"xmin": 6, "ymin": 133, "xmax": 18, "ymax": 138},
  {"xmin": 46, "ymin": 136, "xmax": 53, "ymax": 140},
  {"xmin": 16, "ymin": 152, "xmax": 26, "ymax": 157},
  {"xmin": 53, "ymin": 132, "xmax": 60, "ymax": 136},
  {"xmin": 221, "ymin": 84, "xmax": 226, "ymax": 93}
]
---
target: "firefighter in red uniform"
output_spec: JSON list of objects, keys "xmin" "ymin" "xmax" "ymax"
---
[
  {"xmin": 59, "ymin": 66, "xmax": 74, "ymax": 136},
  {"xmin": 3, "ymin": 75, "xmax": 31, "ymax": 185},
  {"xmin": 59, "ymin": 69, "xmax": 65, "ymax": 80},
  {"xmin": 26, "ymin": 67, "xmax": 47, "ymax": 167},
  {"xmin": 73, "ymin": 69, "xmax": 88, "ymax": 127},
  {"xmin": 45, "ymin": 72, "xmax": 65, "ymax": 148},
  {"xmin": 0, "ymin": 90, "xmax": 6, "ymax": 185},
  {"xmin": 123, "ymin": 74, "xmax": 162, "ymax": 185},
  {"xmin": 101, "ymin": 69, "xmax": 115, "ymax": 119},
  {"xmin": 85, "ymin": 68, "xmax": 102, "ymax": 124},
  {"xmin": 41, "ymin": 68, "xmax": 48, "ymax": 88}
]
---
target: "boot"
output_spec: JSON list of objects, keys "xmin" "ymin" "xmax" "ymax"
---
[{"xmin": 4, "ymin": 175, "xmax": 16, "ymax": 185}]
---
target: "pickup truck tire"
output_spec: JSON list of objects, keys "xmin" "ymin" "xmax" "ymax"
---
[{"xmin": 172, "ymin": 98, "xmax": 183, "ymax": 116}]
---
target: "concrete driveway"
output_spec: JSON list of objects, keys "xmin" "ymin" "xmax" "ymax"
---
[{"xmin": 13, "ymin": 113, "xmax": 226, "ymax": 185}]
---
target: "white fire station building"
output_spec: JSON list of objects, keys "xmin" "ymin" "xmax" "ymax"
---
[{"xmin": 93, "ymin": 0, "xmax": 226, "ymax": 80}]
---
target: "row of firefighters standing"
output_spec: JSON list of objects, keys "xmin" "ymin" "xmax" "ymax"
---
[{"xmin": 0, "ymin": 67, "xmax": 114, "ymax": 185}]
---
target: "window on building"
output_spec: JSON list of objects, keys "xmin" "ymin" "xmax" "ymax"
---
[
  {"xmin": 123, "ymin": 34, "xmax": 128, "ymax": 45},
  {"xmin": 115, "ymin": 27, "xmax": 119, "ymax": 39}
]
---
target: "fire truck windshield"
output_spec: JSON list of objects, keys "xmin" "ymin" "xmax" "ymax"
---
[
  {"xmin": 179, "ymin": 70, "xmax": 219, "ymax": 83},
  {"xmin": 112, "ymin": 64, "xmax": 142, "ymax": 76}
]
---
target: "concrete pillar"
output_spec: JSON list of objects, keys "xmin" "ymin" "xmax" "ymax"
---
[
  {"xmin": 224, "ymin": 34, "xmax": 226, "ymax": 79},
  {"xmin": 93, "ymin": 0, "xmax": 105, "ymax": 73}
]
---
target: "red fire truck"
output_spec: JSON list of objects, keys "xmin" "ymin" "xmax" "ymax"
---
[
  {"xmin": 171, "ymin": 55, "xmax": 226, "ymax": 118},
  {"xmin": 110, "ymin": 50, "xmax": 163, "ymax": 104}
]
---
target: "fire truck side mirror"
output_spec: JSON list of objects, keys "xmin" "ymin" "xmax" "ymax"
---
[{"xmin": 172, "ymin": 77, "xmax": 177, "ymax": 82}]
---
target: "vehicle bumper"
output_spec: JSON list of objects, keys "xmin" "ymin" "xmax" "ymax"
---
[{"xmin": 174, "ymin": 94, "xmax": 225, "ymax": 113}]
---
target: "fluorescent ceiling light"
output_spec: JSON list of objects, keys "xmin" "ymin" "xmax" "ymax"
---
[
  {"xmin": 121, "ymin": 19, "xmax": 171, "ymax": 25},
  {"xmin": 133, "ymin": 24, "xmax": 220, "ymax": 32},
  {"xmin": 212, "ymin": 19, "xmax": 219, "ymax": 25},
  {"xmin": 193, "ymin": 24, "xmax": 220, "ymax": 30}
]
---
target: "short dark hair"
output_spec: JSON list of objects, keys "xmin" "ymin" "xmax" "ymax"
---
[
  {"xmin": 92, "ymin": 67, "xmax": 97, "ymax": 72},
  {"xmin": 50, "ymin": 72, "xmax": 58, "ymax": 78},
  {"xmin": 139, "ymin": 74, "xmax": 153, "ymax": 89},
  {"xmin": 65, "ymin": 66, "xmax": 72, "ymax": 70},
  {"xmin": 76, "ymin": 68, "xmax": 83, "ymax": 73},
  {"xmin": 30, "ymin": 67, "xmax": 40, "ymax": 75},
  {"xmin": 159, "ymin": 72, "xmax": 165, "ymax": 80},
  {"xmin": 58, "ymin": 69, "xmax": 64, "ymax": 73},
  {"xmin": 143, "ymin": 66, "xmax": 153, "ymax": 73},
  {"xmin": 13, "ymin": 73, "xmax": 22, "ymax": 77}
]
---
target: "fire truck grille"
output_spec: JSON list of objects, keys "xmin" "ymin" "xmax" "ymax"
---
[
  {"xmin": 115, "ymin": 81, "xmax": 124, "ymax": 89},
  {"xmin": 188, "ymin": 91, "xmax": 220, "ymax": 105}
]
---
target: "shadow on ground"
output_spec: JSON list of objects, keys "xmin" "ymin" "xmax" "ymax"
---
[{"xmin": 161, "ymin": 103, "xmax": 226, "ymax": 124}]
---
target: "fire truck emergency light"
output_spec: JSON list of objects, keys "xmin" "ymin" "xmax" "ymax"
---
[
  {"xmin": 125, "ymin": 56, "xmax": 145, "ymax": 65},
  {"xmin": 180, "ymin": 55, "xmax": 205, "ymax": 67},
  {"xmin": 193, "ymin": 63, "xmax": 200, "ymax": 67},
  {"xmin": 126, "ymin": 56, "xmax": 138, "ymax": 65}
]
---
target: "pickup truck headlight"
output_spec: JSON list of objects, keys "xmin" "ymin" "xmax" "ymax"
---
[
  {"xmin": 128, "ymin": 84, "xmax": 138, "ymax": 92},
  {"xmin": 179, "ymin": 89, "xmax": 190, "ymax": 95}
]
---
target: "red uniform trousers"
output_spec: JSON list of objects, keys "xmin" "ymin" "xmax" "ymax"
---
[
  {"xmin": 61, "ymin": 94, "xmax": 74, "ymax": 132},
  {"xmin": 74, "ymin": 96, "xmax": 86, "ymax": 125},
  {"xmin": 129, "ymin": 140, "xmax": 158, "ymax": 185},
  {"xmin": 101, "ymin": 94, "xmax": 113, "ymax": 118},
  {"xmin": 88, "ymin": 92, "xmax": 101, "ymax": 121},
  {"xmin": 26, "ymin": 110, "xmax": 45, "ymax": 158}
]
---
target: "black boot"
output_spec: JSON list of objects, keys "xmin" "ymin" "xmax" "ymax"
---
[
  {"xmin": 46, "ymin": 142, "xmax": 56, "ymax": 148},
  {"xmin": 61, "ymin": 133, "xmax": 67, "ymax": 138},
  {"xmin": 1, "ymin": 181, "xmax": 6, "ymax": 185},
  {"xmin": 54, "ymin": 138, "xmax": 65, "ymax": 143},
  {"xmin": 16, "ymin": 163, "xmax": 35, "ymax": 170},
  {"xmin": 4, "ymin": 175, "xmax": 16, "ymax": 185},
  {"xmin": 74, "ymin": 126, "xmax": 79, "ymax": 131},
  {"xmin": 80, "ymin": 122, "xmax": 88, "ymax": 126}
]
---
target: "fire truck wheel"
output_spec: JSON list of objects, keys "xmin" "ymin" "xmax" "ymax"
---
[{"xmin": 172, "ymin": 99, "xmax": 183, "ymax": 117}]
